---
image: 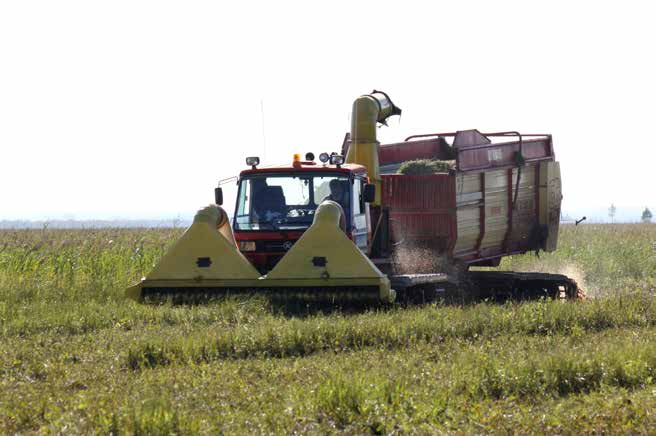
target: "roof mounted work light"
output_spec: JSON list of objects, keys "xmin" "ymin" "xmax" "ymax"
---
[
  {"xmin": 330, "ymin": 155, "xmax": 344, "ymax": 166},
  {"xmin": 319, "ymin": 152, "xmax": 330, "ymax": 163},
  {"xmin": 246, "ymin": 156, "xmax": 260, "ymax": 168}
]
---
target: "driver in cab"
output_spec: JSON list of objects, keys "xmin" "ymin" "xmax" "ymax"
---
[
  {"xmin": 322, "ymin": 179, "xmax": 349, "ymax": 231},
  {"xmin": 251, "ymin": 179, "xmax": 286, "ymax": 223},
  {"xmin": 323, "ymin": 179, "xmax": 350, "ymax": 211}
]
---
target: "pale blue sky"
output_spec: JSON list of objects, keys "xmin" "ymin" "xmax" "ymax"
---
[{"xmin": 1, "ymin": 0, "xmax": 654, "ymax": 221}]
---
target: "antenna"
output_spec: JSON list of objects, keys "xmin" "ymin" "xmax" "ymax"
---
[{"xmin": 260, "ymin": 99, "xmax": 266, "ymax": 164}]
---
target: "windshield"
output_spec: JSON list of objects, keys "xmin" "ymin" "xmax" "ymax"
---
[{"xmin": 234, "ymin": 174, "xmax": 350, "ymax": 230}]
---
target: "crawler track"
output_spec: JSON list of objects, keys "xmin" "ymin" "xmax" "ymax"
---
[
  {"xmin": 466, "ymin": 271, "xmax": 583, "ymax": 301},
  {"xmin": 392, "ymin": 271, "xmax": 583, "ymax": 303}
]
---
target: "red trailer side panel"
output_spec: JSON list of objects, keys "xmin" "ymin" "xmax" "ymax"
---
[
  {"xmin": 457, "ymin": 137, "xmax": 553, "ymax": 171},
  {"xmin": 381, "ymin": 174, "xmax": 457, "ymax": 248}
]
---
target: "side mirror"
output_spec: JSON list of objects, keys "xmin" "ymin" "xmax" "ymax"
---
[
  {"xmin": 363, "ymin": 184, "xmax": 376, "ymax": 203},
  {"xmin": 214, "ymin": 187, "xmax": 223, "ymax": 205}
]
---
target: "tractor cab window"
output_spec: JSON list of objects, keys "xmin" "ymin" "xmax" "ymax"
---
[
  {"xmin": 235, "ymin": 174, "xmax": 350, "ymax": 230},
  {"xmin": 315, "ymin": 177, "xmax": 350, "ymax": 213}
]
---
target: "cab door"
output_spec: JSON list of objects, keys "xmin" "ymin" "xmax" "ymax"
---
[{"xmin": 351, "ymin": 177, "xmax": 368, "ymax": 251}]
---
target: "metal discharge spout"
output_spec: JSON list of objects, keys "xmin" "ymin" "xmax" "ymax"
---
[{"xmin": 346, "ymin": 90, "xmax": 401, "ymax": 205}]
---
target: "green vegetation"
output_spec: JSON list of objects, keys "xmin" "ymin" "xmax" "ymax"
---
[
  {"xmin": 396, "ymin": 159, "xmax": 454, "ymax": 175},
  {"xmin": 1, "ymin": 224, "xmax": 656, "ymax": 433}
]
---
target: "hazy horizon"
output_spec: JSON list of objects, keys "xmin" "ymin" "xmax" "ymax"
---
[{"xmin": 2, "ymin": 204, "xmax": 652, "ymax": 225}]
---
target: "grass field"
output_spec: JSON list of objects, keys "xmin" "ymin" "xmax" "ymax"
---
[{"xmin": 1, "ymin": 224, "xmax": 656, "ymax": 433}]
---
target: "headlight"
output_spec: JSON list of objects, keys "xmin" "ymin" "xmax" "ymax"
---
[
  {"xmin": 330, "ymin": 154, "xmax": 345, "ymax": 165},
  {"xmin": 239, "ymin": 241, "xmax": 256, "ymax": 251},
  {"xmin": 246, "ymin": 156, "xmax": 260, "ymax": 167}
]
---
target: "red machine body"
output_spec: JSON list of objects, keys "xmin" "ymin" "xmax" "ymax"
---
[{"xmin": 232, "ymin": 130, "xmax": 560, "ymax": 273}]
